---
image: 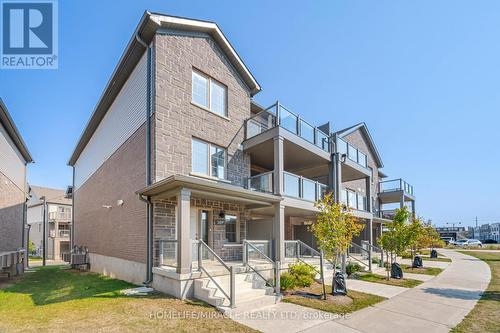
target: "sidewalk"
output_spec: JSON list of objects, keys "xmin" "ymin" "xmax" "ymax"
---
[
  {"xmin": 302, "ymin": 249, "xmax": 491, "ymax": 333},
  {"xmin": 230, "ymin": 250, "xmax": 490, "ymax": 333}
]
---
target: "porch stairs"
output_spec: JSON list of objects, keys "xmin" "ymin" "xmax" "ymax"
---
[{"xmin": 194, "ymin": 270, "xmax": 278, "ymax": 311}]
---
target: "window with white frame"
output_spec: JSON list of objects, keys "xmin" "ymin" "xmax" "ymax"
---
[
  {"xmin": 191, "ymin": 138, "xmax": 226, "ymax": 179},
  {"xmin": 191, "ymin": 70, "xmax": 227, "ymax": 117},
  {"xmin": 224, "ymin": 214, "xmax": 238, "ymax": 243}
]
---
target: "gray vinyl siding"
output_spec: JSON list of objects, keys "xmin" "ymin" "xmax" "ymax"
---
[
  {"xmin": 0, "ymin": 121, "xmax": 26, "ymax": 190},
  {"xmin": 74, "ymin": 51, "xmax": 148, "ymax": 189}
]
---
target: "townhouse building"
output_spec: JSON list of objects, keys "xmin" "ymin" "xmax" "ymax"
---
[
  {"xmin": 68, "ymin": 12, "xmax": 416, "ymax": 306},
  {"xmin": 468, "ymin": 223, "xmax": 499, "ymax": 243},
  {"xmin": 0, "ymin": 98, "xmax": 33, "ymax": 273},
  {"xmin": 27, "ymin": 186, "xmax": 72, "ymax": 260}
]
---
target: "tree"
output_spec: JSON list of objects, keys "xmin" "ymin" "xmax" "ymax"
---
[
  {"xmin": 378, "ymin": 206, "xmax": 411, "ymax": 279},
  {"xmin": 416, "ymin": 221, "xmax": 442, "ymax": 252},
  {"xmin": 310, "ymin": 192, "xmax": 364, "ymax": 296}
]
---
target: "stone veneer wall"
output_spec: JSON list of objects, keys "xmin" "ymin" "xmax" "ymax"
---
[{"xmin": 152, "ymin": 196, "xmax": 248, "ymax": 266}]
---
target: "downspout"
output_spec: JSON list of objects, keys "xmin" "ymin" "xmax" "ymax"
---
[
  {"xmin": 136, "ymin": 31, "xmax": 154, "ymax": 285},
  {"xmin": 71, "ymin": 166, "xmax": 75, "ymax": 248}
]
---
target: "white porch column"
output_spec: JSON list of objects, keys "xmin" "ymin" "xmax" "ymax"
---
[
  {"xmin": 273, "ymin": 136, "xmax": 284, "ymax": 195},
  {"xmin": 274, "ymin": 203, "xmax": 285, "ymax": 262},
  {"xmin": 177, "ymin": 188, "xmax": 191, "ymax": 274}
]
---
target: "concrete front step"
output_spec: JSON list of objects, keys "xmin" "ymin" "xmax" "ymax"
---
[{"xmin": 194, "ymin": 271, "xmax": 276, "ymax": 308}]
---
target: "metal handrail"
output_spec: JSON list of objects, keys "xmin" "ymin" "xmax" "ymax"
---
[
  {"xmin": 348, "ymin": 242, "xmax": 372, "ymax": 271},
  {"xmin": 363, "ymin": 241, "xmax": 384, "ymax": 267},
  {"xmin": 197, "ymin": 240, "xmax": 235, "ymax": 308},
  {"xmin": 297, "ymin": 240, "xmax": 320, "ymax": 257},
  {"xmin": 243, "ymin": 240, "xmax": 276, "ymax": 288}
]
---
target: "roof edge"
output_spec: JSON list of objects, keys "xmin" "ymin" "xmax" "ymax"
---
[
  {"xmin": 0, "ymin": 98, "xmax": 33, "ymax": 163},
  {"xmin": 336, "ymin": 122, "xmax": 384, "ymax": 168},
  {"xmin": 68, "ymin": 11, "xmax": 261, "ymax": 166}
]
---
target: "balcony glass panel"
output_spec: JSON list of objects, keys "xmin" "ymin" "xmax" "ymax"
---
[
  {"xmin": 302, "ymin": 179, "xmax": 316, "ymax": 201},
  {"xmin": 316, "ymin": 131, "xmax": 329, "ymax": 152},
  {"xmin": 347, "ymin": 144, "xmax": 358, "ymax": 162},
  {"xmin": 340, "ymin": 189, "xmax": 348, "ymax": 205},
  {"xmin": 358, "ymin": 152, "xmax": 367, "ymax": 167},
  {"xmin": 246, "ymin": 109, "xmax": 276, "ymax": 139},
  {"xmin": 337, "ymin": 138, "xmax": 348, "ymax": 155},
  {"xmin": 284, "ymin": 173, "xmax": 300, "ymax": 197},
  {"xmin": 379, "ymin": 179, "xmax": 400, "ymax": 192},
  {"xmin": 300, "ymin": 120, "xmax": 315, "ymax": 143},
  {"xmin": 357, "ymin": 194, "xmax": 366, "ymax": 211},
  {"xmin": 279, "ymin": 106, "xmax": 298, "ymax": 134},
  {"xmin": 348, "ymin": 191, "xmax": 357, "ymax": 209},
  {"xmin": 248, "ymin": 173, "xmax": 273, "ymax": 193},
  {"xmin": 319, "ymin": 184, "xmax": 328, "ymax": 199}
]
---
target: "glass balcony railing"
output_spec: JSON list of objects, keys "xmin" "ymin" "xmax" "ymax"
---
[
  {"xmin": 247, "ymin": 172, "xmax": 273, "ymax": 193},
  {"xmin": 49, "ymin": 211, "xmax": 72, "ymax": 220},
  {"xmin": 379, "ymin": 179, "xmax": 414, "ymax": 196},
  {"xmin": 58, "ymin": 230, "xmax": 70, "ymax": 238},
  {"xmin": 246, "ymin": 102, "xmax": 331, "ymax": 152},
  {"xmin": 340, "ymin": 188, "xmax": 368, "ymax": 211},
  {"xmin": 336, "ymin": 138, "xmax": 368, "ymax": 168},
  {"xmin": 283, "ymin": 171, "xmax": 328, "ymax": 202}
]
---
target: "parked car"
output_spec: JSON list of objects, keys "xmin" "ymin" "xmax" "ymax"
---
[
  {"xmin": 482, "ymin": 239, "xmax": 498, "ymax": 244},
  {"xmin": 441, "ymin": 237, "xmax": 454, "ymax": 245},
  {"xmin": 455, "ymin": 239, "xmax": 483, "ymax": 248}
]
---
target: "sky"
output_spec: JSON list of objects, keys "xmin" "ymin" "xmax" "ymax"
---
[{"xmin": 1, "ymin": 0, "xmax": 499, "ymax": 227}]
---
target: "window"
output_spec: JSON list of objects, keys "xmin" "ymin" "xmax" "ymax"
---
[
  {"xmin": 192, "ymin": 138, "xmax": 226, "ymax": 179},
  {"xmin": 225, "ymin": 214, "xmax": 238, "ymax": 243},
  {"xmin": 192, "ymin": 70, "xmax": 227, "ymax": 117},
  {"xmin": 192, "ymin": 71, "xmax": 208, "ymax": 108}
]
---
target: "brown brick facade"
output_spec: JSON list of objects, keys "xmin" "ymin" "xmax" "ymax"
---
[
  {"xmin": 153, "ymin": 32, "xmax": 251, "ymax": 187},
  {"xmin": 74, "ymin": 125, "xmax": 147, "ymax": 264},
  {"xmin": 342, "ymin": 129, "xmax": 380, "ymax": 209},
  {"xmin": 0, "ymin": 171, "xmax": 25, "ymax": 252}
]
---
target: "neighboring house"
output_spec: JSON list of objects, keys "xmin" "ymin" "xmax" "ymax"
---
[
  {"xmin": 27, "ymin": 186, "xmax": 72, "ymax": 259},
  {"xmin": 0, "ymin": 98, "xmax": 33, "ymax": 265},
  {"xmin": 68, "ymin": 12, "xmax": 416, "ymax": 304}
]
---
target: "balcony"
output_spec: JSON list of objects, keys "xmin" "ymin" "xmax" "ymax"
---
[
  {"xmin": 337, "ymin": 138, "xmax": 368, "ymax": 169},
  {"xmin": 247, "ymin": 171, "xmax": 328, "ymax": 203},
  {"xmin": 378, "ymin": 178, "xmax": 415, "ymax": 205},
  {"xmin": 247, "ymin": 172, "xmax": 273, "ymax": 193},
  {"xmin": 340, "ymin": 188, "xmax": 367, "ymax": 211},
  {"xmin": 283, "ymin": 172, "xmax": 328, "ymax": 202},
  {"xmin": 379, "ymin": 179, "xmax": 414, "ymax": 196},
  {"xmin": 246, "ymin": 102, "xmax": 330, "ymax": 153},
  {"xmin": 58, "ymin": 230, "xmax": 70, "ymax": 238},
  {"xmin": 49, "ymin": 211, "xmax": 72, "ymax": 220}
]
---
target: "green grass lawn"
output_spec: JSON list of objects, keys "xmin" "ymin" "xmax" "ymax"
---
[
  {"xmin": 401, "ymin": 265, "xmax": 443, "ymax": 276},
  {"xmin": 423, "ymin": 257, "xmax": 452, "ymax": 262},
  {"xmin": 0, "ymin": 265, "xmax": 256, "ymax": 333},
  {"xmin": 283, "ymin": 283, "xmax": 385, "ymax": 314},
  {"xmin": 451, "ymin": 251, "xmax": 500, "ymax": 333},
  {"xmin": 356, "ymin": 273, "xmax": 422, "ymax": 288}
]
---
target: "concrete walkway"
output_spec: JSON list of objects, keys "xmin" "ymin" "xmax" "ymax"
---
[{"xmin": 231, "ymin": 250, "xmax": 491, "ymax": 333}]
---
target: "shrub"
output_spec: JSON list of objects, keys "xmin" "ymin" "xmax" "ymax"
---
[
  {"xmin": 280, "ymin": 272, "xmax": 296, "ymax": 291},
  {"xmin": 346, "ymin": 262, "xmax": 362, "ymax": 276},
  {"xmin": 280, "ymin": 262, "xmax": 317, "ymax": 290},
  {"xmin": 289, "ymin": 262, "xmax": 316, "ymax": 287}
]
